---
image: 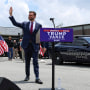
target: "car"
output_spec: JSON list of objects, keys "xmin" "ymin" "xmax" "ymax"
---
[{"xmin": 48, "ymin": 35, "xmax": 90, "ymax": 64}]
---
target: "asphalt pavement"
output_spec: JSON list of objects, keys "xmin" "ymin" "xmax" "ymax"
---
[{"xmin": 0, "ymin": 57, "xmax": 90, "ymax": 90}]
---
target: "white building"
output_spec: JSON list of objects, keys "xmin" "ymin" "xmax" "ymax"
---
[{"xmin": 0, "ymin": 26, "xmax": 22, "ymax": 41}]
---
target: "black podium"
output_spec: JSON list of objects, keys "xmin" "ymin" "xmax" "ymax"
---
[
  {"xmin": 38, "ymin": 17, "xmax": 73, "ymax": 90},
  {"xmin": 39, "ymin": 42, "xmax": 65, "ymax": 90}
]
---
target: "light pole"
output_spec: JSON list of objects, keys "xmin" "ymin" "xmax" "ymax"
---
[
  {"xmin": 50, "ymin": 18, "xmax": 55, "ymax": 90},
  {"xmin": 39, "ymin": 18, "xmax": 56, "ymax": 90},
  {"xmin": 49, "ymin": 18, "xmax": 64, "ymax": 90},
  {"xmin": 39, "ymin": 18, "xmax": 65, "ymax": 90}
]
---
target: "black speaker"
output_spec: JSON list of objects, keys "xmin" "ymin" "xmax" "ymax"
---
[{"xmin": 0, "ymin": 77, "xmax": 21, "ymax": 90}]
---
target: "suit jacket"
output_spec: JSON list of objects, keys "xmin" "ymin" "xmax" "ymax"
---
[{"xmin": 9, "ymin": 16, "xmax": 42, "ymax": 52}]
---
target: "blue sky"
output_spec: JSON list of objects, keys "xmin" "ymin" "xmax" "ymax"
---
[
  {"xmin": 5, "ymin": 0, "xmax": 8, "ymax": 4},
  {"xmin": 0, "ymin": 0, "xmax": 90, "ymax": 27}
]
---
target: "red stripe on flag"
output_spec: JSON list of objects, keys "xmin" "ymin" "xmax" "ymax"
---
[
  {"xmin": 0, "ymin": 40, "xmax": 8, "ymax": 55},
  {"xmin": 39, "ymin": 44, "xmax": 44, "ymax": 56},
  {"xmin": 0, "ymin": 44, "xmax": 4, "ymax": 55}
]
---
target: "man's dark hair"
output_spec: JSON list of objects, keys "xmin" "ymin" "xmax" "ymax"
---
[{"xmin": 29, "ymin": 11, "xmax": 36, "ymax": 16}]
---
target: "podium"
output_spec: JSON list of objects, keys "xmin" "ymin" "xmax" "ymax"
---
[
  {"xmin": 39, "ymin": 28, "xmax": 73, "ymax": 90},
  {"xmin": 39, "ymin": 42, "xmax": 65, "ymax": 90}
]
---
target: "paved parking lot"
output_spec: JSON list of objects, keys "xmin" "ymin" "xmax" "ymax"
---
[{"xmin": 0, "ymin": 57, "xmax": 90, "ymax": 90}]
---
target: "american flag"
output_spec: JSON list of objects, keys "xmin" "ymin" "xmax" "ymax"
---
[
  {"xmin": 0, "ymin": 36, "xmax": 8, "ymax": 55},
  {"xmin": 39, "ymin": 44, "xmax": 44, "ymax": 56}
]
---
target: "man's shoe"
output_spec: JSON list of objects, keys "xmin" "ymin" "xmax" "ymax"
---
[
  {"xmin": 24, "ymin": 77, "xmax": 29, "ymax": 81},
  {"xmin": 35, "ymin": 79, "xmax": 43, "ymax": 84}
]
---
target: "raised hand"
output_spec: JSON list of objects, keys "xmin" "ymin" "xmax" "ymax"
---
[{"xmin": 9, "ymin": 7, "xmax": 13, "ymax": 16}]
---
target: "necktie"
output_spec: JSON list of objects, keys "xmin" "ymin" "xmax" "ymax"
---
[{"xmin": 30, "ymin": 22, "xmax": 33, "ymax": 34}]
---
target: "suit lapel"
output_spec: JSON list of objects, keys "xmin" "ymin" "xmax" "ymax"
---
[
  {"xmin": 33, "ymin": 23, "xmax": 39, "ymax": 34},
  {"xmin": 28, "ymin": 22, "xmax": 30, "ymax": 31},
  {"xmin": 26, "ymin": 22, "xmax": 30, "ymax": 31}
]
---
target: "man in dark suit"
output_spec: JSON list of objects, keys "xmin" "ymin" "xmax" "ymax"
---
[{"xmin": 9, "ymin": 7, "xmax": 43, "ymax": 84}]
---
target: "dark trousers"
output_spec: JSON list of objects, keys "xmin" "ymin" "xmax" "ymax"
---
[
  {"xmin": 8, "ymin": 48, "xmax": 13, "ymax": 59},
  {"xmin": 24, "ymin": 43, "xmax": 39, "ymax": 79},
  {"xmin": 18, "ymin": 50, "xmax": 22, "ymax": 59}
]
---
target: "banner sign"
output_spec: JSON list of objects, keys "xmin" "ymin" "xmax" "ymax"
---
[{"xmin": 40, "ymin": 28, "xmax": 73, "ymax": 42}]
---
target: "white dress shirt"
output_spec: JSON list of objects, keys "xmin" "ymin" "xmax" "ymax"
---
[{"xmin": 29, "ymin": 21, "xmax": 36, "ymax": 32}]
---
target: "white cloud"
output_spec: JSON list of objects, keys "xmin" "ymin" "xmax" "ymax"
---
[
  {"xmin": 0, "ymin": 0, "xmax": 29, "ymax": 27},
  {"xmin": 0, "ymin": 0, "xmax": 90, "ymax": 28},
  {"xmin": 34, "ymin": 0, "xmax": 90, "ymax": 27}
]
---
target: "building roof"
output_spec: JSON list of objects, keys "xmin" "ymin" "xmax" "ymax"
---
[
  {"xmin": 63, "ymin": 23, "xmax": 90, "ymax": 28},
  {"xmin": 56, "ymin": 23, "xmax": 90, "ymax": 31},
  {"xmin": 57, "ymin": 23, "xmax": 90, "ymax": 28},
  {"xmin": 0, "ymin": 26, "xmax": 22, "ymax": 36}
]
